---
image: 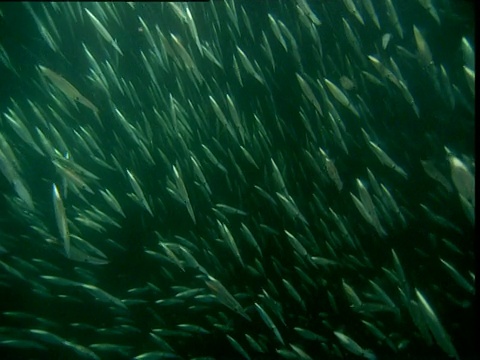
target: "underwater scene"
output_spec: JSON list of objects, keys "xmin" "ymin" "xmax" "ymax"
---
[{"xmin": 0, "ymin": 1, "xmax": 475, "ymax": 359}]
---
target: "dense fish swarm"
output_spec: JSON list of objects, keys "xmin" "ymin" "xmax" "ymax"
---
[{"xmin": 0, "ymin": 1, "xmax": 475, "ymax": 359}]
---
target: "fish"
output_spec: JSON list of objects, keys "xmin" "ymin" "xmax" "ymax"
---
[
  {"xmin": 413, "ymin": 25, "xmax": 433, "ymax": 69},
  {"xmin": 0, "ymin": 2, "xmax": 474, "ymax": 360},
  {"xmin": 4, "ymin": 110, "xmax": 44, "ymax": 156},
  {"xmin": 52, "ymin": 183, "xmax": 70, "ymax": 258},
  {"xmin": 415, "ymin": 289, "xmax": 459, "ymax": 360},
  {"xmin": 352, "ymin": 179, "xmax": 387, "ymax": 237},
  {"xmin": 276, "ymin": 192, "xmax": 309, "ymax": 226},
  {"xmin": 190, "ymin": 154, "xmax": 212, "ymax": 197},
  {"xmin": 367, "ymin": 140, "xmax": 408, "ymax": 179},
  {"xmin": 126, "ymin": 169, "xmax": 154, "ymax": 216},
  {"xmin": 204, "ymin": 275, "xmax": 251, "ymax": 321},
  {"xmin": 209, "ymin": 95, "xmax": 238, "ymax": 142},
  {"xmin": 99, "ymin": 188, "xmax": 126, "ymax": 218},
  {"xmin": 39, "ymin": 65, "xmax": 99, "ymax": 114},
  {"xmin": 318, "ymin": 147, "xmax": 343, "ymax": 191},
  {"xmin": 296, "ymin": 73, "xmax": 324, "ymax": 116},
  {"xmin": 172, "ymin": 164, "xmax": 196, "ymax": 224},
  {"xmin": 268, "ymin": 14, "xmax": 288, "ymax": 52},
  {"xmin": 343, "ymin": 0, "xmax": 365, "ymax": 25},
  {"xmin": 84, "ymin": 8, "xmax": 123, "ymax": 56},
  {"xmin": 227, "ymin": 334, "xmax": 251, "ymax": 360},
  {"xmin": 334, "ymin": 331, "xmax": 377, "ymax": 360},
  {"xmin": 440, "ymin": 259, "xmax": 474, "ymax": 294},
  {"xmin": 342, "ymin": 279, "xmax": 362, "ymax": 308},
  {"xmin": 282, "ymin": 278, "xmax": 306, "ymax": 311},
  {"xmin": 236, "ymin": 46, "xmax": 266, "ymax": 86},
  {"xmin": 324, "ymin": 78, "xmax": 360, "ymax": 117},
  {"xmin": 11, "ymin": 178, "xmax": 35, "ymax": 211},
  {"xmin": 460, "ymin": 36, "xmax": 475, "ymax": 71},
  {"xmin": 384, "ymin": 0, "xmax": 403, "ymax": 39},
  {"xmin": 170, "ymin": 33, "xmax": 198, "ymax": 76},
  {"xmin": 254, "ymin": 302, "xmax": 285, "ymax": 346},
  {"xmin": 217, "ymin": 220, "xmax": 244, "ymax": 267},
  {"xmin": 418, "ymin": 0, "xmax": 440, "ymax": 25},
  {"xmin": 362, "ymin": 0, "xmax": 380, "ymax": 29},
  {"xmin": 80, "ymin": 283, "xmax": 128, "ymax": 311}
]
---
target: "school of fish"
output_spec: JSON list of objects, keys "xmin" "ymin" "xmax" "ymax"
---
[{"xmin": 0, "ymin": 1, "xmax": 475, "ymax": 359}]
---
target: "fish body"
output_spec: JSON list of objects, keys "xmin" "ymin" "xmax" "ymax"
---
[{"xmin": 39, "ymin": 65, "xmax": 99, "ymax": 114}]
